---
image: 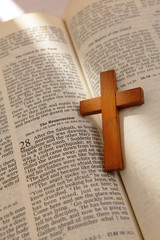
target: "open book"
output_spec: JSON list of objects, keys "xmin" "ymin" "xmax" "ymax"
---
[{"xmin": 0, "ymin": 0, "xmax": 160, "ymax": 239}]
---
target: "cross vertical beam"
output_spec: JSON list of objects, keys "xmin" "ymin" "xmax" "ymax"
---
[{"xmin": 100, "ymin": 71, "xmax": 122, "ymax": 170}]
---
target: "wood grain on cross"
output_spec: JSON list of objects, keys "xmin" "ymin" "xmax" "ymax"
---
[{"xmin": 80, "ymin": 70, "xmax": 144, "ymax": 171}]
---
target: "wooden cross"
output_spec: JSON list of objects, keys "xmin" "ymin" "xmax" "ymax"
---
[{"xmin": 80, "ymin": 70, "xmax": 144, "ymax": 171}]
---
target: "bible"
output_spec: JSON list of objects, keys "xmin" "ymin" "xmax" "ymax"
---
[{"xmin": 0, "ymin": 0, "xmax": 160, "ymax": 239}]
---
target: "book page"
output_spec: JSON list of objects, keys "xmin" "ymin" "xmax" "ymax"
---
[
  {"xmin": 0, "ymin": 12, "xmax": 142, "ymax": 240},
  {"xmin": 65, "ymin": 0, "xmax": 160, "ymax": 239}
]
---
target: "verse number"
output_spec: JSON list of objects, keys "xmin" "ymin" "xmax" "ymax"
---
[
  {"xmin": 19, "ymin": 139, "xmax": 31, "ymax": 152},
  {"xmin": 141, "ymin": 75, "xmax": 151, "ymax": 80},
  {"xmin": 107, "ymin": 232, "xmax": 119, "ymax": 237}
]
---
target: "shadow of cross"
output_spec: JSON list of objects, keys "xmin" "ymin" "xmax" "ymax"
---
[{"xmin": 80, "ymin": 70, "xmax": 144, "ymax": 171}]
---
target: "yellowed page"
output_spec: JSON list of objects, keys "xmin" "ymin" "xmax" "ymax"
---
[
  {"xmin": 0, "ymin": 12, "xmax": 142, "ymax": 240},
  {"xmin": 65, "ymin": 0, "xmax": 160, "ymax": 239}
]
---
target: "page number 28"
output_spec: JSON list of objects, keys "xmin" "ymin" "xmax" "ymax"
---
[{"xmin": 19, "ymin": 139, "xmax": 31, "ymax": 152}]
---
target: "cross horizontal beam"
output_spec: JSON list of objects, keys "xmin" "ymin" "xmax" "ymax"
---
[{"xmin": 80, "ymin": 87, "xmax": 144, "ymax": 116}]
